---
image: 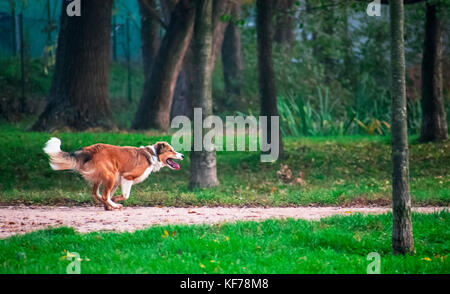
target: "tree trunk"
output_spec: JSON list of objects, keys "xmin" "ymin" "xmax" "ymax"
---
[
  {"xmin": 343, "ymin": 4, "xmax": 354, "ymax": 89},
  {"xmin": 274, "ymin": 0, "xmax": 295, "ymax": 45},
  {"xmin": 11, "ymin": 1, "xmax": 16, "ymax": 56},
  {"xmin": 419, "ymin": 3, "xmax": 448, "ymax": 142},
  {"xmin": 389, "ymin": 0, "xmax": 414, "ymax": 256},
  {"xmin": 171, "ymin": 0, "xmax": 232, "ymax": 119},
  {"xmin": 256, "ymin": 0, "xmax": 283, "ymax": 158},
  {"xmin": 222, "ymin": 1, "xmax": 243, "ymax": 100},
  {"xmin": 171, "ymin": 47, "xmax": 194, "ymax": 120},
  {"xmin": 138, "ymin": 0, "xmax": 160, "ymax": 79},
  {"xmin": 211, "ymin": 0, "xmax": 233, "ymax": 67},
  {"xmin": 132, "ymin": 0, "xmax": 195, "ymax": 131},
  {"xmin": 31, "ymin": 0, "xmax": 114, "ymax": 131},
  {"xmin": 189, "ymin": 0, "xmax": 219, "ymax": 189}
]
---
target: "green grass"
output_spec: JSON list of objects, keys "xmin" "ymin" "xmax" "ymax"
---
[
  {"xmin": 0, "ymin": 212, "xmax": 448, "ymax": 274},
  {"xmin": 0, "ymin": 123, "xmax": 449, "ymax": 207}
]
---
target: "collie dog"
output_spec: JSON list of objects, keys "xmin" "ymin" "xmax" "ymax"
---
[{"xmin": 43, "ymin": 138, "xmax": 183, "ymax": 210}]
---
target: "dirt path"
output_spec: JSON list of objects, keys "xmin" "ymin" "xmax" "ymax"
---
[{"xmin": 0, "ymin": 206, "xmax": 447, "ymax": 238}]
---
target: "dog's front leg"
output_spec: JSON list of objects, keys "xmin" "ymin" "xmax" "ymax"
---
[{"xmin": 112, "ymin": 178, "xmax": 133, "ymax": 203}]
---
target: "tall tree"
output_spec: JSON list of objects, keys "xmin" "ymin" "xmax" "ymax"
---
[
  {"xmin": 419, "ymin": 2, "xmax": 448, "ymax": 142},
  {"xmin": 256, "ymin": 0, "xmax": 283, "ymax": 158},
  {"xmin": 138, "ymin": 0, "xmax": 160, "ymax": 79},
  {"xmin": 171, "ymin": 0, "xmax": 233, "ymax": 119},
  {"xmin": 189, "ymin": 0, "xmax": 219, "ymax": 189},
  {"xmin": 274, "ymin": 0, "xmax": 295, "ymax": 45},
  {"xmin": 32, "ymin": 0, "xmax": 114, "ymax": 131},
  {"xmin": 211, "ymin": 0, "xmax": 233, "ymax": 66},
  {"xmin": 132, "ymin": 0, "xmax": 195, "ymax": 131},
  {"xmin": 389, "ymin": 0, "xmax": 414, "ymax": 255},
  {"xmin": 221, "ymin": 1, "xmax": 243, "ymax": 100}
]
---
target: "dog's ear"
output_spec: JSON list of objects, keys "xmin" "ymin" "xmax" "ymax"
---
[{"xmin": 154, "ymin": 142, "xmax": 169, "ymax": 155}]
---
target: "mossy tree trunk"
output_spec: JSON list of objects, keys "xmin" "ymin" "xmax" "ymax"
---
[
  {"xmin": 189, "ymin": 0, "xmax": 219, "ymax": 189},
  {"xmin": 31, "ymin": 0, "xmax": 115, "ymax": 131},
  {"xmin": 389, "ymin": 0, "xmax": 414, "ymax": 256},
  {"xmin": 274, "ymin": 0, "xmax": 295, "ymax": 45},
  {"xmin": 171, "ymin": 0, "xmax": 232, "ymax": 119},
  {"xmin": 419, "ymin": 2, "xmax": 448, "ymax": 142},
  {"xmin": 138, "ymin": 0, "xmax": 160, "ymax": 79},
  {"xmin": 132, "ymin": 0, "xmax": 195, "ymax": 131},
  {"xmin": 256, "ymin": 0, "xmax": 283, "ymax": 158},
  {"xmin": 222, "ymin": 1, "xmax": 243, "ymax": 101}
]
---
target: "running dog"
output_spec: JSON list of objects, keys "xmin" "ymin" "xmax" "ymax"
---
[{"xmin": 43, "ymin": 138, "xmax": 183, "ymax": 210}]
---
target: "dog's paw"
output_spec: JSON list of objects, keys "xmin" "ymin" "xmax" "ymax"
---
[{"xmin": 104, "ymin": 203, "xmax": 123, "ymax": 211}]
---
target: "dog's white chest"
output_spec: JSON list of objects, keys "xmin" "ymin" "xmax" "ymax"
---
[{"xmin": 133, "ymin": 167, "xmax": 152, "ymax": 184}]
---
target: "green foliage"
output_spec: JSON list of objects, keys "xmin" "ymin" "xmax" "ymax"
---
[
  {"xmin": 0, "ymin": 58, "xmax": 52, "ymax": 98},
  {"xmin": 278, "ymin": 89, "xmax": 346, "ymax": 137},
  {"xmin": 0, "ymin": 212, "xmax": 448, "ymax": 273}
]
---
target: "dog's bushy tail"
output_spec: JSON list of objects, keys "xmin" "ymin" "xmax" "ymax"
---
[{"xmin": 43, "ymin": 137, "xmax": 79, "ymax": 171}]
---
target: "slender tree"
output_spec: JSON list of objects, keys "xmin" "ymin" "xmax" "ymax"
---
[
  {"xmin": 256, "ymin": 0, "xmax": 283, "ymax": 158},
  {"xmin": 274, "ymin": 0, "xmax": 295, "ymax": 45},
  {"xmin": 171, "ymin": 47, "xmax": 194, "ymax": 119},
  {"xmin": 32, "ymin": 0, "xmax": 114, "ymax": 131},
  {"xmin": 132, "ymin": 0, "xmax": 195, "ymax": 131},
  {"xmin": 189, "ymin": 0, "xmax": 219, "ymax": 189},
  {"xmin": 211, "ymin": 0, "xmax": 233, "ymax": 66},
  {"xmin": 222, "ymin": 0, "xmax": 243, "ymax": 100},
  {"xmin": 138, "ymin": 0, "xmax": 160, "ymax": 79},
  {"xmin": 10, "ymin": 0, "xmax": 16, "ymax": 56},
  {"xmin": 389, "ymin": 0, "xmax": 414, "ymax": 255},
  {"xmin": 171, "ymin": 0, "xmax": 233, "ymax": 119},
  {"xmin": 419, "ymin": 2, "xmax": 448, "ymax": 142}
]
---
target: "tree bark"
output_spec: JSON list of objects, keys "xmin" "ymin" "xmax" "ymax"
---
[
  {"xmin": 138, "ymin": 0, "xmax": 160, "ymax": 79},
  {"xmin": 419, "ymin": 3, "xmax": 448, "ymax": 142},
  {"xmin": 132, "ymin": 0, "xmax": 195, "ymax": 131},
  {"xmin": 256, "ymin": 0, "xmax": 283, "ymax": 158},
  {"xmin": 389, "ymin": 0, "xmax": 414, "ymax": 255},
  {"xmin": 31, "ymin": 0, "xmax": 114, "ymax": 131},
  {"xmin": 222, "ymin": 1, "xmax": 243, "ymax": 100},
  {"xmin": 274, "ymin": 0, "xmax": 295, "ymax": 45},
  {"xmin": 171, "ymin": 46, "xmax": 194, "ymax": 120},
  {"xmin": 171, "ymin": 0, "xmax": 232, "ymax": 119},
  {"xmin": 211, "ymin": 0, "xmax": 233, "ymax": 67},
  {"xmin": 189, "ymin": 0, "xmax": 219, "ymax": 189}
]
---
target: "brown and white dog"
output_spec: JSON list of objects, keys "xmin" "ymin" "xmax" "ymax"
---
[{"xmin": 43, "ymin": 138, "xmax": 183, "ymax": 210}]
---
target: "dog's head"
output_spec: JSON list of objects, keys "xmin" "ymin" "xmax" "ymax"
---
[{"xmin": 152, "ymin": 142, "xmax": 184, "ymax": 170}]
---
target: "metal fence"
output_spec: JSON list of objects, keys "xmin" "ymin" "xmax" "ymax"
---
[{"xmin": 0, "ymin": 0, "xmax": 143, "ymax": 61}]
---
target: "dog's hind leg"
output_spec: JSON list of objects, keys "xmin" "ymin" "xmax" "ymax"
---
[
  {"xmin": 102, "ymin": 174, "xmax": 123, "ymax": 211},
  {"xmin": 91, "ymin": 182, "xmax": 104, "ymax": 204}
]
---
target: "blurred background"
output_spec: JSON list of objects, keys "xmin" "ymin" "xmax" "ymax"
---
[{"xmin": 0, "ymin": 0, "xmax": 448, "ymax": 135}]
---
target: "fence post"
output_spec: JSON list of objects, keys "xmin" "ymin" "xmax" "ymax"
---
[
  {"xmin": 112, "ymin": 12, "xmax": 117, "ymax": 61},
  {"xmin": 19, "ymin": 12, "xmax": 25, "ymax": 112},
  {"xmin": 46, "ymin": 0, "xmax": 52, "ymax": 46},
  {"xmin": 11, "ymin": 2, "xmax": 17, "ymax": 56},
  {"xmin": 126, "ymin": 18, "xmax": 132, "ymax": 102}
]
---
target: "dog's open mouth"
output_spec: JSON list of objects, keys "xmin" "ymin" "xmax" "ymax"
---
[{"xmin": 166, "ymin": 158, "xmax": 180, "ymax": 170}]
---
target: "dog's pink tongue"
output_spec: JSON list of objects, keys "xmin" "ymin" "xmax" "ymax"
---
[{"xmin": 173, "ymin": 161, "xmax": 180, "ymax": 170}]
